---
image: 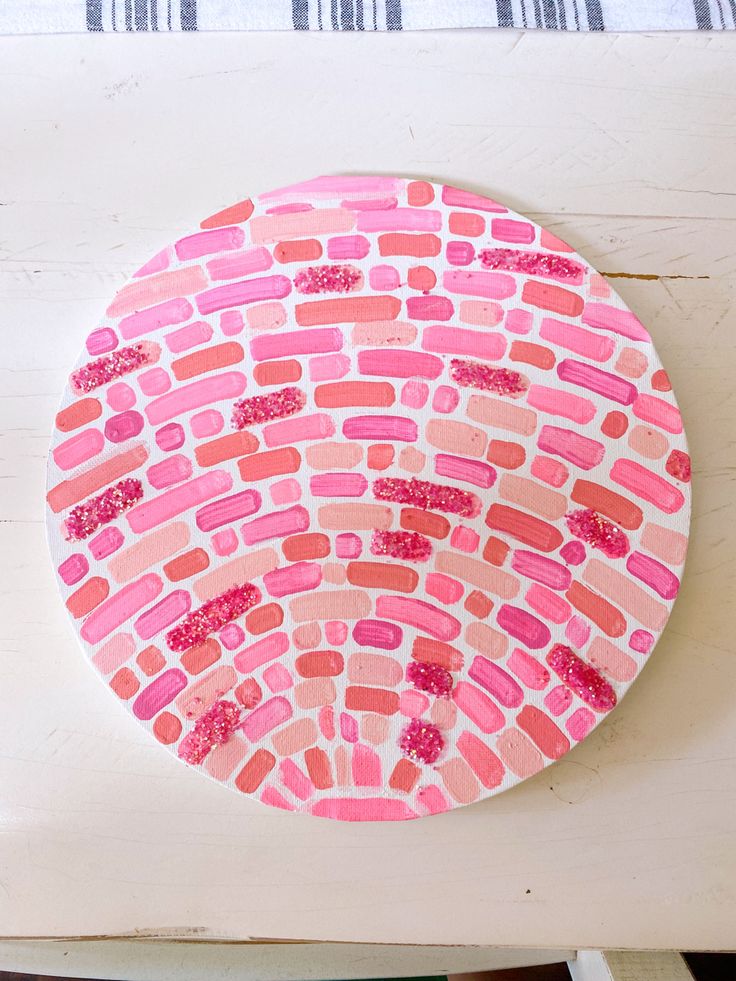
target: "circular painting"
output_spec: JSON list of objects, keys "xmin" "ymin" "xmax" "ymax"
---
[{"xmin": 46, "ymin": 176, "xmax": 691, "ymax": 820}]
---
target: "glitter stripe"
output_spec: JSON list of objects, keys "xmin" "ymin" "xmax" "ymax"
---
[
  {"xmin": 449, "ymin": 358, "xmax": 528, "ymax": 395},
  {"xmin": 178, "ymin": 699, "xmax": 240, "ymax": 764},
  {"xmin": 546, "ymin": 643, "xmax": 616, "ymax": 711},
  {"xmin": 370, "ymin": 529, "xmax": 432, "ymax": 561},
  {"xmin": 478, "ymin": 248, "xmax": 585, "ymax": 281},
  {"xmin": 406, "ymin": 660, "xmax": 453, "ymax": 697},
  {"xmin": 64, "ymin": 478, "xmax": 143, "ymax": 541},
  {"xmin": 231, "ymin": 387, "xmax": 306, "ymax": 428},
  {"xmin": 565, "ymin": 508, "xmax": 630, "ymax": 558},
  {"xmin": 373, "ymin": 476, "xmax": 481, "ymax": 518},
  {"xmin": 70, "ymin": 342, "xmax": 155, "ymax": 393},
  {"xmin": 294, "ymin": 264, "xmax": 363, "ymax": 294},
  {"xmin": 166, "ymin": 582, "xmax": 261, "ymax": 652},
  {"xmin": 400, "ymin": 718, "xmax": 443, "ymax": 763}
]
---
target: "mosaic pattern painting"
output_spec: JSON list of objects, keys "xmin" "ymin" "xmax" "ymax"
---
[{"xmin": 46, "ymin": 176, "xmax": 691, "ymax": 820}]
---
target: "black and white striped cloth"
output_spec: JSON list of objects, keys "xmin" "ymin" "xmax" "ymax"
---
[{"xmin": 1, "ymin": 0, "xmax": 734, "ymax": 33}]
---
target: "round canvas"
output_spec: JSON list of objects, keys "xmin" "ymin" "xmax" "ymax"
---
[{"xmin": 46, "ymin": 176, "xmax": 691, "ymax": 820}]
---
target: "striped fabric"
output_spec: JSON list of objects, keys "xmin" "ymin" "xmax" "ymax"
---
[{"xmin": 0, "ymin": 0, "xmax": 734, "ymax": 33}]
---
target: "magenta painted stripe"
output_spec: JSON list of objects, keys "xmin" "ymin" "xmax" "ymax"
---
[
  {"xmin": 557, "ymin": 359, "xmax": 637, "ymax": 405},
  {"xmin": 406, "ymin": 295, "xmax": 454, "ymax": 321},
  {"xmin": 582, "ymin": 302, "xmax": 649, "ymax": 342},
  {"xmin": 175, "ymin": 226, "xmax": 245, "ymax": 261},
  {"xmin": 134, "ymin": 590, "xmax": 191, "ymax": 641},
  {"xmin": 52, "ymin": 428, "xmax": 105, "ymax": 471},
  {"xmin": 468, "ymin": 655, "xmax": 523, "ymax": 708},
  {"xmin": 375, "ymin": 595, "xmax": 461, "ymax": 641},
  {"xmin": 453, "ymin": 681, "xmax": 505, "ymax": 733},
  {"xmin": 165, "ymin": 320, "xmax": 213, "ymax": 353},
  {"xmin": 327, "ymin": 235, "xmax": 371, "ymax": 259},
  {"xmin": 496, "ymin": 604, "xmax": 551, "ymax": 649},
  {"xmin": 358, "ymin": 348, "xmax": 443, "ymax": 379},
  {"xmin": 526, "ymin": 385, "xmax": 596, "ymax": 424},
  {"xmin": 511, "ymin": 550, "xmax": 572, "ymax": 590},
  {"xmin": 357, "ymin": 208, "xmax": 441, "ymax": 232},
  {"xmin": 195, "ymin": 489, "xmax": 262, "ymax": 532},
  {"xmin": 633, "ymin": 394, "xmax": 683, "ymax": 434},
  {"xmin": 434, "ymin": 453, "xmax": 497, "ymax": 489},
  {"xmin": 441, "ymin": 186, "xmax": 506, "ymax": 213},
  {"xmin": 610, "ymin": 459, "xmax": 685, "ymax": 514},
  {"xmin": 342, "ymin": 415, "xmax": 418, "ymax": 442},
  {"xmin": 507, "ymin": 648, "xmax": 550, "ymax": 690},
  {"xmin": 443, "ymin": 269, "xmax": 516, "ymax": 300},
  {"xmin": 250, "ymin": 327, "xmax": 343, "ymax": 362},
  {"xmin": 241, "ymin": 696, "xmax": 293, "ymax": 741},
  {"xmin": 490, "ymin": 219, "xmax": 535, "ymax": 244},
  {"xmin": 81, "ymin": 573, "xmax": 163, "ymax": 645},
  {"xmin": 626, "ymin": 551, "xmax": 680, "ymax": 600},
  {"xmin": 147, "ymin": 454, "xmax": 193, "ymax": 490},
  {"xmin": 264, "ymin": 561, "xmax": 322, "ymax": 598},
  {"xmin": 352, "ymin": 619, "xmax": 403, "ymax": 650},
  {"xmin": 132, "ymin": 668, "xmax": 188, "ymax": 721},
  {"xmin": 537, "ymin": 424, "xmax": 605, "ymax": 471},
  {"xmin": 264, "ymin": 413, "xmax": 335, "ymax": 447},
  {"xmin": 195, "ymin": 275, "xmax": 292, "ymax": 316},
  {"xmin": 233, "ymin": 631, "xmax": 290, "ymax": 672},
  {"xmin": 242, "ymin": 505, "xmax": 310, "ymax": 546},
  {"xmin": 145, "ymin": 372, "xmax": 246, "ymax": 425},
  {"xmin": 205, "ymin": 247, "xmax": 273, "ymax": 281},
  {"xmin": 119, "ymin": 298, "xmax": 193, "ymax": 340},
  {"xmin": 539, "ymin": 317, "xmax": 615, "ymax": 362},
  {"xmin": 127, "ymin": 471, "xmax": 233, "ymax": 534},
  {"xmin": 310, "ymin": 473, "xmax": 368, "ymax": 497},
  {"xmin": 422, "ymin": 325, "xmax": 506, "ymax": 361}
]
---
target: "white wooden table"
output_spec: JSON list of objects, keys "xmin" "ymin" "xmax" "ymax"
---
[{"xmin": 1, "ymin": 27, "xmax": 735, "ymax": 974}]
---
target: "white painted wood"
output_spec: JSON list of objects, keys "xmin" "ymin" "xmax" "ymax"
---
[
  {"xmin": 1, "ymin": 29, "xmax": 735, "ymax": 952},
  {"xmin": 569, "ymin": 949, "xmax": 695, "ymax": 981}
]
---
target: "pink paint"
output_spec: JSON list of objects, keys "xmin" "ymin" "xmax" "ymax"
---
[
  {"xmin": 544, "ymin": 685, "xmax": 572, "ymax": 716},
  {"xmin": 106, "ymin": 382, "xmax": 136, "ymax": 411},
  {"xmin": 134, "ymin": 589, "xmax": 191, "ymax": 640},
  {"xmin": 422, "ymin": 325, "xmax": 506, "ymax": 361},
  {"xmin": 250, "ymin": 327, "xmax": 343, "ymax": 362},
  {"xmin": 265, "ymin": 412, "xmax": 335, "ymax": 447},
  {"xmin": 446, "ymin": 241, "xmax": 475, "ymax": 266},
  {"xmin": 352, "ymin": 618, "xmax": 402, "ymax": 649},
  {"xmin": 242, "ymin": 504, "xmax": 310, "ymax": 545},
  {"xmin": 206, "ymin": 247, "xmax": 273, "ymax": 281},
  {"xmin": 219, "ymin": 621, "xmax": 245, "ymax": 649},
  {"xmin": 280, "ymin": 759, "xmax": 313, "ymax": 800},
  {"xmin": 119, "ymin": 298, "xmax": 193, "ymax": 340},
  {"xmin": 537, "ymin": 424, "xmax": 605, "ymax": 471},
  {"xmin": 479, "ymin": 248, "xmax": 584, "ymax": 284},
  {"xmin": 127, "ymin": 471, "xmax": 232, "ymax": 534},
  {"xmin": 506, "ymin": 648, "xmax": 549, "ymax": 690},
  {"xmin": 633, "ymin": 394, "xmax": 683, "ymax": 434},
  {"xmin": 530, "ymin": 455, "xmax": 569, "ymax": 488},
  {"xmin": 58, "ymin": 553, "xmax": 88, "ymax": 585},
  {"xmin": 91, "ymin": 633, "xmax": 135, "ymax": 674},
  {"xmin": 416, "ymin": 785, "xmax": 449, "ymax": 816},
  {"xmin": 511, "ymin": 550, "xmax": 571, "ymax": 590},
  {"xmin": 52, "ymin": 428, "xmax": 104, "ymax": 471},
  {"xmin": 432, "ymin": 385, "xmax": 459, "ymax": 413},
  {"xmin": 212, "ymin": 529, "xmax": 239, "ymax": 557},
  {"xmin": 441, "ymin": 185, "xmax": 506, "ymax": 212},
  {"xmin": 263, "ymin": 663, "xmax": 293, "ymax": 693},
  {"xmin": 626, "ymin": 551, "xmax": 680, "ymax": 600},
  {"xmin": 335, "ymin": 533, "xmax": 363, "ymax": 559},
  {"xmin": 133, "ymin": 249, "xmax": 170, "ymax": 278},
  {"xmin": 234, "ymin": 631, "xmax": 290, "ymax": 673},
  {"xmin": 375, "ymin": 595, "xmax": 461, "ymax": 641},
  {"xmin": 309, "ymin": 353, "xmax": 351, "ymax": 381},
  {"xmin": 490, "ymin": 218, "xmax": 535, "ymax": 244},
  {"xmin": 566, "ymin": 707, "xmax": 596, "ymax": 741},
  {"xmin": 406, "ymin": 295, "xmax": 454, "ymax": 321},
  {"xmin": 241, "ymin": 696, "xmax": 293, "ymax": 741},
  {"xmin": 190, "ymin": 409, "xmax": 224, "ymax": 438},
  {"xmin": 629, "ymin": 629, "xmax": 654, "ymax": 654},
  {"xmin": 457, "ymin": 730, "xmax": 505, "ymax": 788},
  {"xmin": 539, "ymin": 317, "xmax": 615, "ymax": 362},
  {"xmin": 319, "ymin": 705, "xmax": 335, "ymax": 740},
  {"xmin": 86, "ymin": 327, "xmax": 118, "ymax": 355},
  {"xmin": 582, "ymin": 302, "xmax": 649, "ymax": 342},
  {"xmin": 433, "ymin": 450, "xmax": 496, "ymax": 489},
  {"xmin": 270, "ymin": 478, "xmax": 301, "ymax": 505},
  {"xmin": 504, "ymin": 308, "xmax": 533, "ymax": 334},
  {"xmin": 560, "ymin": 540, "xmax": 586, "ymax": 566},
  {"xmin": 557, "ymin": 359, "xmax": 637, "ymax": 406},
  {"xmin": 425, "ymin": 572, "xmax": 464, "ymax": 604},
  {"xmin": 340, "ymin": 712, "xmax": 359, "ymax": 743},
  {"xmin": 496, "ymin": 604, "xmax": 551, "ymax": 649},
  {"xmin": 310, "ymin": 473, "xmax": 368, "ymax": 497},
  {"xmin": 250, "ymin": 208, "xmax": 356, "ymax": 244},
  {"xmin": 587, "ymin": 635, "xmax": 637, "ymax": 683},
  {"xmin": 352, "ymin": 744, "xmax": 382, "ymax": 786},
  {"xmin": 453, "ymin": 681, "xmax": 505, "ymax": 733},
  {"xmin": 369, "ymin": 264, "xmax": 401, "ymax": 290},
  {"xmin": 196, "ymin": 275, "xmax": 292, "ymax": 316},
  {"xmin": 358, "ymin": 348, "xmax": 443, "ymax": 379},
  {"xmin": 450, "ymin": 526, "xmax": 480, "ymax": 554},
  {"xmin": 80, "ymin": 573, "xmax": 163, "ymax": 644},
  {"xmin": 165, "ymin": 320, "xmax": 213, "ymax": 353},
  {"xmin": 145, "ymin": 372, "xmax": 246, "ymax": 425},
  {"xmin": 155, "ymin": 423, "xmax": 185, "ymax": 451},
  {"xmin": 263, "ymin": 562, "xmax": 322, "ymax": 598},
  {"xmin": 88, "ymin": 526, "xmax": 124, "ymax": 560},
  {"xmin": 343, "ymin": 196, "xmax": 398, "ymax": 211},
  {"xmin": 526, "ymin": 384, "xmax": 596, "ymax": 424},
  {"xmin": 196, "ymin": 489, "xmax": 262, "ymax": 532},
  {"xmin": 311, "ymin": 798, "xmax": 417, "ymax": 821},
  {"xmin": 342, "ymin": 415, "xmax": 417, "ymax": 442},
  {"xmin": 469, "ymin": 655, "xmax": 523, "ymax": 708},
  {"xmin": 327, "ymin": 235, "xmax": 371, "ymax": 259},
  {"xmin": 175, "ymin": 226, "xmax": 245, "ymax": 261},
  {"xmin": 147, "ymin": 454, "xmax": 193, "ymax": 490},
  {"xmin": 105, "ymin": 410, "xmax": 145, "ymax": 443},
  {"xmin": 132, "ymin": 668, "xmax": 188, "ymax": 721},
  {"xmin": 443, "ymin": 269, "xmax": 516, "ymax": 300},
  {"xmin": 525, "ymin": 583, "xmax": 571, "ymax": 624},
  {"xmin": 565, "ymin": 614, "xmax": 591, "ymax": 648},
  {"xmin": 402, "ymin": 381, "xmax": 430, "ymax": 409},
  {"xmin": 220, "ymin": 310, "xmax": 244, "ymax": 336},
  {"xmin": 138, "ymin": 368, "xmax": 171, "ymax": 396},
  {"xmin": 356, "ymin": 208, "xmax": 441, "ymax": 233},
  {"xmin": 610, "ymin": 459, "xmax": 685, "ymax": 514}
]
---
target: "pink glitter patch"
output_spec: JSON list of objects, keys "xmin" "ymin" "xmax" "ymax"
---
[
  {"xmin": 373, "ymin": 477, "xmax": 481, "ymax": 518},
  {"xmin": 400, "ymin": 718, "xmax": 444, "ymax": 764},
  {"xmin": 178, "ymin": 699, "xmax": 241, "ymax": 765},
  {"xmin": 70, "ymin": 343, "xmax": 152, "ymax": 394},
  {"xmin": 166, "ymin": 582, "xmax": 261, "ymax": 652},
  {"xmin": 406, "ymin": 661, "xmax": 453, "ymax": 697},
  {"xmin": 232, "ymin": 386, "xmax": 306, "ymax": 428},
  {"xmin": 565, "ymin": 508, "xmax": 629, "ymax": 559},
  {"xmin": 371, "ymin": 529, "xmax": 432, "ymax": 562},
  {"xmin": 64, "ymin": 478, "xmax": 143, "ymax": 541},
  {"xmin": 449, "ymin": 358, "xmax": 528, "ymax": 395},
  {"xmin": 294, "ymin": 264, "xmax": 363, "ymax": 295},
  {"xmin": 478, "ymin": 248, "xmax": 585, "ymax": 281},
  {"xmin": 546, "ymin": 643, "xmax": 617, "ymax": 713},
  {"xmin": 665, "ymin": 449, "xmax": 691, "ymax": 482}
]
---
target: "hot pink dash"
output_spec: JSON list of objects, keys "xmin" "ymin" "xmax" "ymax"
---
[
  {"xmin": 373, "ymin": 477, "xmax": 481, "ymax": 518},
  {"xmin": 232, "ymin": 386, "xmax": 306, "ymax": 428},
  {"xmin": 565, "ymin": 508, "xmax": 629, "ymax": 559},
  {"xmin": 70, "ymin": 343, "xmax": 152, "ymax": 393},
  {"xmin": 294, "ymin": 264, "xmax": 362, "ymax": 295},
  {"xmin": 546, "ymin": 643, "xmax": 617, "ymax": 712},
  {"xmin": 449, "ymin": 358, "xmax": 528, "ymax": 395},
  {"xmin": 166, "ymin": 582, "xmax": 261, "ymax": 652},
  {"xmin": 666, "ymin": 449, "xmax": 691, "ymax": 482},
  {"xmin": 65, "ymin": 478, "xmax": 143, "ymax": 541},
  {"xmin": 479, "ymin": 248, "xmax": 585, "ymax": 281},
  {"xmin": 400, "ymin": 718, "xmax": 444, "ymax": 764},
  {"xmin": 178, "ymin": 699, "xmax": 241, "ymax": 765},
  {"xmin": 371, "ymin": 529, "xmax": 432, "ymax": 562},
  {"xmin": 406, "ymin": 661, "xmax": 453, "ymax": 697}
]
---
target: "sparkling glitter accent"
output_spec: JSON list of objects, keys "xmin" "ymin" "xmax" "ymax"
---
[
  {"xmin": 478, "ymin": 248, "xmax": 585, "ymax": 281},
  {"xmin": 294, "ymin": 264, "xmax": 363, "ymax": 295},
  {"xmin": 565, "ymin": 508, "xmax": 630, "ymax": 559},
  {"xmin": 232, "ymin": 386, "xmax": 306, "ymax": 428},
  {"xmin": 70, "ymin": 343, "xmax": 152, "ymax": 393},
  {"xmin": 373, "ymin": 477, "xmax": 481, "ymax": 518},
  {"xmin": 370, "ymin": 529, "xmax": 432, "ymax": 562},
  {"xmin": 449, "ymin": 358, "xmax": 528, "ymax": 395},
  {"xmin": 400, "ymin": 718, "xmax": 444, "ymax": 764},
  {"xmin": 546, "ymin": 643, "xmax": 617, "ymax": 712},
  {"xmin": 666, "ymin": 449, "xmax": 691, "ymax": 482},
  {"xmin": 407, "ymin": 661, "xmax": 453, "ymax": 697},
  {"xmin": 166, "ymin": 582, "xmax": 261, "ymax": 652},
  {"xmin": 65, "ymin": 478, "xmax": 143, "ymax": 541},
  {"xmin": 178, "ymin": 699, "xmax": 241, "ymax": 765}
]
